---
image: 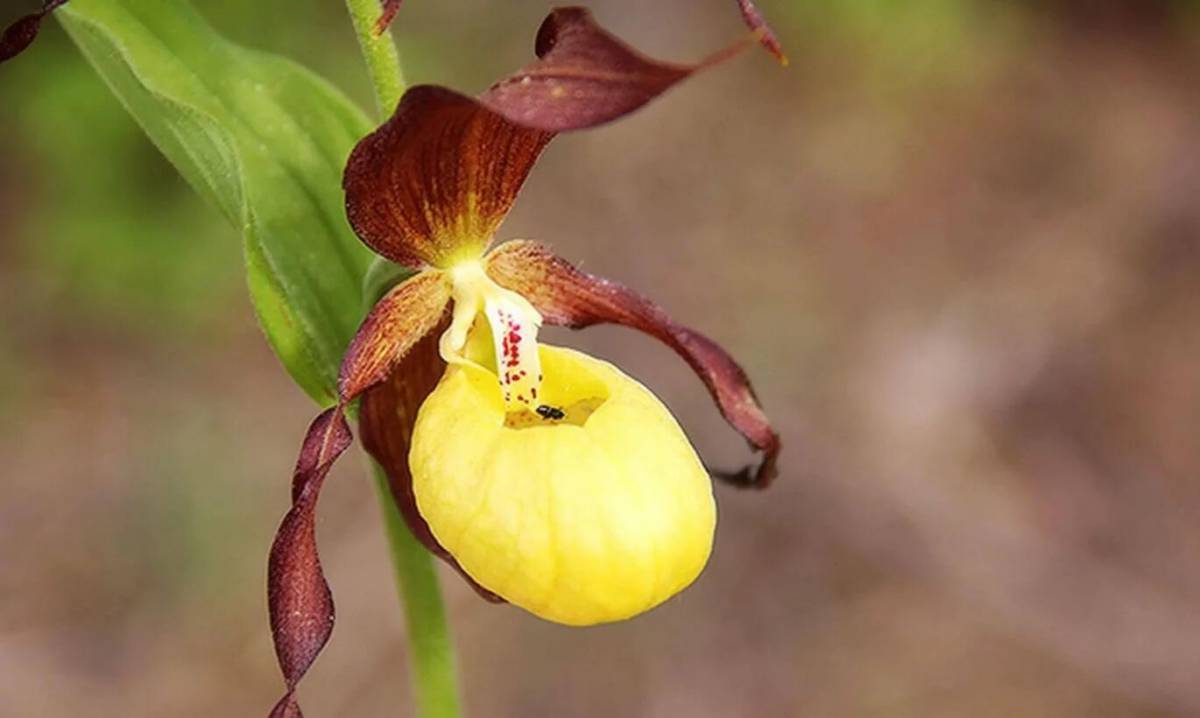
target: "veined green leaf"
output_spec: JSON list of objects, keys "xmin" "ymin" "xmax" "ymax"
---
[{"xmin": 58, "ymin": 0, "xmax": 377, "ymax": 403}]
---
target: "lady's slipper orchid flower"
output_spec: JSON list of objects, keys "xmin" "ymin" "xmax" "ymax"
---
[
  {"xmin": 0, "ymin": 1, "xmax": 784, "ymax": 715},
  {"xmin": 264, "ymin": 6, "xmax": 785, "ymax": 717}
]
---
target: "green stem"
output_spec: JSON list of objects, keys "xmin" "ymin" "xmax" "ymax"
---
[
  {"xmin": 344, "ymin": 0, "xmax": 406, "ymax": 114},
  {"xmin": 368, "ymin": 459, "xmax": 463, "ymax": 718},
  {"xmin": 345, "ymin": 4, "xmax": 458, "ymax": 715}
]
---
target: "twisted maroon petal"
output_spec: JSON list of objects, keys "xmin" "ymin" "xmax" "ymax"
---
[
  {"xmin": 1, "ymin": 0, "xmax": 67, "ymax": 64},
  {"xmin": 486, "ymin": 241, "xmax": 779, "ymax": 488},
  {"xmin": 267, "ymin": 270, "xmax": 450, "ymax": 716},
  {"xmin": 268, "ymin": 407, "xmax": 351, "ymax": 718}
]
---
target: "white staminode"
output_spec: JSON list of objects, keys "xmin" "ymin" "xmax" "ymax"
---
[{"xmin": 441, "ymin": 261, "xmax": 544, "ymax": 411}]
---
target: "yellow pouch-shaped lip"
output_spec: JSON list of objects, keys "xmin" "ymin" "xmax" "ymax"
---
[{"xmin": 410, "ymin": 344, "xmax": 716, "ymax": 625}]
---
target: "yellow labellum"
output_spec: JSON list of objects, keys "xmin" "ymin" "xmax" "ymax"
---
[{"xmin": 410, "ymin": 344, "xmax": 716, "ymax": 625}]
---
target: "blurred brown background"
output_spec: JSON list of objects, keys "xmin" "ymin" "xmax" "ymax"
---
[{"xmin": 3, "ymin": 0, "xmax": 1200, "ymax": 715}]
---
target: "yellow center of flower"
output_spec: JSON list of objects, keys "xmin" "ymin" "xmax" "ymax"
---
[{"xmin": 411, "ymin": 260, "xmax": 717, "ymax": 625}]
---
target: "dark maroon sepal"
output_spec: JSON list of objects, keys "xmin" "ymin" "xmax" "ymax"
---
[
  {"xmin": 1, "ymin": 0, "xmax": 67, "ymax": 64},
  {"xmin": 343, "ymin": 87, "xmax": 554, "ymax": 268},
  {"xmin": 480, "ymin": 7, "xmax": 698, "ymax": 132}
]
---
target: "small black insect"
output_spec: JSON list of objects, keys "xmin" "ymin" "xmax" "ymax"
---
[{"xmin": 535, "ymin": 404, "xmax": 566, "ymax": 421}]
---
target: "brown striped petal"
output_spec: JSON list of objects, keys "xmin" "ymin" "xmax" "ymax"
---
[
  {"xmin": 0, "ymin": 0, "xmax": 67, "ymax": 64},
  {"xmin": 486, "ymin": 241, "xmax": 779, "ymax": 488},
  {"xmin": 338, "ymin": 269, "xmax": 452, "ymax": 398},
  {"xmin": 267, "ymin": 269, "xmax": 451, "ymax": 717}
]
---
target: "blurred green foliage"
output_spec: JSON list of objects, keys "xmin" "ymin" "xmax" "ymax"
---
[
  {"xmin": 5, "ymin": 30, "xmax": 236, "ymax": 334},
  {"xmin": 788, "ymin": 0, "xmax": 1001, "ymax": 75}
]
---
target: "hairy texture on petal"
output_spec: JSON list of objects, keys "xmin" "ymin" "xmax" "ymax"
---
[
  {"xmin": 344, "ymin": 86, "xmax": 553, "ymax": 268},
  {"xmin": 487, "ymin": 241, "xmax": 779, "ymax": 487},
  {"xmin": 359, "ymin": 317, "xmax": 504, "ymax": 603},
  {"xmin": 268, "ymin": 408, "xmax": 353, "ymax": 718},
  {"xmin": 735, "ymin": 0, "xmax": 789, "ymax": 65},
  {"xmin": 375, "ymin": 0, "xmax": 402, "ymax": 35},
  {"xmin": 338, "ymin": 269, "xmax": 452, "ymax": 398},
  {"xmin": 0, "ymin": 0, "xmax": 67, "ymax": 63},
  {"xmin": 481, "ymin": 6, "xmax": 736, "ymax": 132}
]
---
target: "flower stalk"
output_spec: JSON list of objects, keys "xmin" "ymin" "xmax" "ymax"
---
[
  {"xmin": 369, "ymin": 460, "xmax": 462, "ymax": 718},
  {"xmin": 347, "ymin": 2, "xmax": 461, "ymax": 716},
  {"xmin": 344, "ymin": 0, "xmax": 405, "ymax": 113}
]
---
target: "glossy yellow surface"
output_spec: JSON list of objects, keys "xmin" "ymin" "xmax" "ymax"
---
[{"xmin": 410, "ymin": 344, "xmax": 716, "ymax": 625}]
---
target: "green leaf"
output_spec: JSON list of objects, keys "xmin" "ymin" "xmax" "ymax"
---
[{"xmin": 58, "ymin": 0, "xmax": 377, "ymax": 403}]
